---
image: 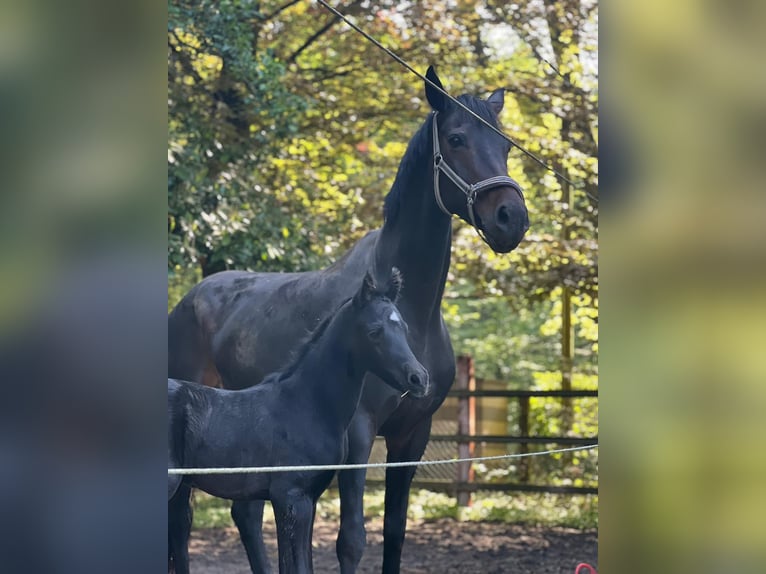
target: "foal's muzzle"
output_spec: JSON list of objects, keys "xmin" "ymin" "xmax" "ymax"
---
[{"xmin": 403, "ymin": 363, "xmax": 430, "ymax": 398}]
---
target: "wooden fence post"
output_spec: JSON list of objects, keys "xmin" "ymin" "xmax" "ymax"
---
[
  {"xmin": 519, "ymin": 396, "xmax": 530, "ymax": 483},
  {"xmin": 455, "ymin": 355, "xmax": 476, "ymax": 508}
]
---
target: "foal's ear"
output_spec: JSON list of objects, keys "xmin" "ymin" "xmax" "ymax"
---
[
  {"xmin": 425, "ymin": 65, "xmax": 447, "ymax": 113},
  {"xmin": 354, "ymin": 271, "xmax": 377, "ymax": 307},
  {"xmin": 385, "ymin": 267, "xmax": 403, "ymax": 303},
  {"xmin": 487, "ymin": 88, "xmax": 505, "ymax": 116}
]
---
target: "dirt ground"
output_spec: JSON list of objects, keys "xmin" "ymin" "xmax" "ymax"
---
[{"xmin": 189, "ymin": 516, "xmax": 597, "ymax": 573}]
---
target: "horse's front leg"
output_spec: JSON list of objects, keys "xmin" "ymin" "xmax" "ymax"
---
[
  {"xmin": 381, "ymin": 415, "xmax": 432, "ymax": 574},
  {"xmin": 272, "ymin": 490, "xmax": 315, "ymax": 574},
  {"xmin": 336, "ymin": 412, "xmax": 376, "ymax": 573},
  {"xmin": 232, "ymin": 499, "xmax": 272, "ymax": 573}
]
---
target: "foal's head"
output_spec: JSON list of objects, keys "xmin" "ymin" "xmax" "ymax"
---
[
  {"xmin": 425, "ymin": 66, "xmax": 529, "ymax": 253},
  {"xmin": 350, "ymin": 268, "xmax": 430, "ymax": 398}
]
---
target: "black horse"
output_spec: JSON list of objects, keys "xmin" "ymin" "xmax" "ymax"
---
[
  {"xmin": 168, "ymin": 66, "xmax": 529, "ymax": 574},
  {"xmin": 168, "ymin": 269, "xmax": 429, "ymax": 573}
]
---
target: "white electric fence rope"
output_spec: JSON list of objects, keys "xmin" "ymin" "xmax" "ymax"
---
[{"xmin": 168, "ymin": 443, "xmax": 597, "ymax": 476}]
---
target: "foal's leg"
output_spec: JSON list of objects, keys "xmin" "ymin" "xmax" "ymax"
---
[
  {"xmin": 381, "ymin": 416, "xmax": 432, "ymax": 574},
  {"xmin": 336, "ymin": 413, "xmax": 376, "ymax": 573},
  {"xmin": 232, "ymin": 499, "xmax": 272, "ymax": 573},
  {"xmin": 272, "ymin": 491, "xmax": 314, "ymax": 574},
  {"xmin": 168, "ymin": 484, "xmax": 193, "ymax": 574}
]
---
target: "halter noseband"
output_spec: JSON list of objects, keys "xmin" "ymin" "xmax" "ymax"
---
[{"xmin": 431, "ymin": 111, "xmax": 524, "ymax": 244}]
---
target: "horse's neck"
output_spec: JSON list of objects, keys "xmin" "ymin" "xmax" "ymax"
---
[
  {"xmin": 374, "ymin": 120, "xmax": 453, "ymax": 324},
  {"xmin": 291, "ymin": 311, "xmax": 366, "ymax": 427}
]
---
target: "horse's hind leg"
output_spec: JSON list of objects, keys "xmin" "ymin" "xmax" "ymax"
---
[
  {"xmin": 232, "ymin": 499, "xmax": 272, "ymax": 573},
  {"xmin": 168, "ymin": 484, "xmax": 193, "ymax": 574}
]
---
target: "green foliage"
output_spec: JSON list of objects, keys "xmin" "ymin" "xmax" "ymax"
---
[
  {"xmin": 168, "ymin": 264, "xmax": 200, "ymax": 312},
  {"xmin": 191, "ymin": 489, "xmax": 597, "ymax": 530},
  {"xmin": 444, "ymin": 296, "xmax": 557, "ymax": 382},
  {"xmin": 458, "ymin": 492, "xmax": 598, "ymax": 529},
  {"xmin": 169, "ymin": 0, "xmax": 313, "ymax": 275},
  {"xmin": 190, "ymin": 491, "xmax": 236, "ymax": 529}
]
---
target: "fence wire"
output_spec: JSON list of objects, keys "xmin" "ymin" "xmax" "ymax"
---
[{"xmin": 168, "ymin": 444, "xmax": 598, "ymax": 475}]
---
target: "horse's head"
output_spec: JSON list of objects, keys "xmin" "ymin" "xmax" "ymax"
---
[
  {"xmin": 425, "ymin": 66, "xmax": 529, "ymax": 253},
  {"xmin": 351, "ymin": 268, "xmax": 430, "ymax": 398}
]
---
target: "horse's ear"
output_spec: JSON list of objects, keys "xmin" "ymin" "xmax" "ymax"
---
[
  {"xmin": 385, "ymin": 267, "xmax": 403, "ymax": 303},
  {"xmin": 354, "ymin": 271, "xmax": 377, "ymax": 307},
  {"xmin": 487, "ymin": 88, "xmax": 505, "ymax": 116},
  {"xmin": 425, "ymin": 65, "xmax": 446, "ymax": 112}
]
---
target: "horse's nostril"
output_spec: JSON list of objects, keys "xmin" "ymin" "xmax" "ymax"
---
[
  {"xmin": 409, "ymin": 373, "xmax": 421, "ymax": 387},
  {"xmin": 497, "ymin": 204, "xmax": 510, "ymax": 226}
]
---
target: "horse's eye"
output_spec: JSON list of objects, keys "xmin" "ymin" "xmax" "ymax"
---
[
  {"xmin": 447, "ymin": 134, "xmax": 465, "ymax": 148},
  {"xmin": 369, "ymin": 326, "xmax": 383, "ymax": 339}
]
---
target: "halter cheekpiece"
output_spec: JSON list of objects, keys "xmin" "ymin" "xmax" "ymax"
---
[{"xmin": 431, "ymin": 111, "xmax": 524, "ymax": 244}]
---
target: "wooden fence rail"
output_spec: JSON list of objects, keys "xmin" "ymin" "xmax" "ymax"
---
[
  {"xmin": 362, "ymin": 355, "xmax": 598, "ymax": 504},
  {"xmin": 434, "ymin": 355, "xmax": 597, "ymax": 506}
]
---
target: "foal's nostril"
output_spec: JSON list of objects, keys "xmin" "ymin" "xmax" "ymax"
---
[{"xmin": 408, "ymin": 373, "xmax": 422, "ymax": 387}]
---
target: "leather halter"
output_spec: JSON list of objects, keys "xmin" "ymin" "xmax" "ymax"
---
[{"xmin": 431, "ymin": 111, "xmax": 524, "ymax": 244}]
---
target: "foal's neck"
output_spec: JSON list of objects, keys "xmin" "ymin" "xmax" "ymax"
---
[
  {"xmin": 375, "ymin": 115, "xmax": 452, "ymax": 323},
  {"xmin": 291, "ymin": 307, "xmax": 367, "ymax": 429}
]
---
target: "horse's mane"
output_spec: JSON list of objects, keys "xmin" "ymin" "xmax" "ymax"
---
[
  {"xmin": 383, "ymin": 113, "xmax": 433, "ymax": 222},
  {"xmin": 451, "ymin": 93, "xmax": 499, "ymax": 126},
  {"xmin": 383, "ymin": 94, "xmax": 499, "ymax": 222}
]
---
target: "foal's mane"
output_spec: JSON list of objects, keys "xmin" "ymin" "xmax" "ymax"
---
[
  {"xmin": 267, "ymin": 276, "xmax": 398, "ymax": 384},
  {"xmin": 269, "ymin": 299, "xmax": 349, "ymax": 384},
  {"xmin": 383, "ymin": 94, "xmax": 500, "ymax": 223}
]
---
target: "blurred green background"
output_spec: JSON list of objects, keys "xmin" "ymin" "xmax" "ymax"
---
[{"xmin": 601, "ymin": 0, "xmax": 766, "ymax": 572}]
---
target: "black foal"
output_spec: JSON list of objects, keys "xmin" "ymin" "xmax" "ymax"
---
[{"xmin": 168, "ymin": 268, "xmax": 429, "ymax": 573}]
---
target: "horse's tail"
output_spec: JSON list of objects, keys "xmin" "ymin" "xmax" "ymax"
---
[
  {"xmin": 167, "ymin": 382, "xmax": 192, "ymax": 573},
  {"xmin": 168, "ymin": 287, "xmax": 208, "ymax": 382}
]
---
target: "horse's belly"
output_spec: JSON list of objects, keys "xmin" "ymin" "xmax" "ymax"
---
[{"xmin": 192, "ymin": 474, "xmax": 270, "ymax": 501}]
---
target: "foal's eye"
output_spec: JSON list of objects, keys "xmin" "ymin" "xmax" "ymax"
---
[
  {"xmin": 369, "ymin": 326, "xmax": 383, "ymax": 339},
  {"xmin": 447, "ymin": 134, "xmax": 465, "ymax": 148}
]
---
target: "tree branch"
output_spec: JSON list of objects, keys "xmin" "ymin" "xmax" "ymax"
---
[
  {"xmin": 286, "ymin": 17, "xmax": 341, "ymax": 64},
  {"xmin": 261, "ymin": 0, "xmax": 302, "ymax": 22},
  {"xmin": 168, "ymin": 32, "xmax": 204, "ymax": 86}
]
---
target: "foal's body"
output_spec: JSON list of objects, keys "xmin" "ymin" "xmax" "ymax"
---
[
  {"xmin": 168, "ymin": 377, "xmax": 340, "ymax": 501},
  {"xmin": 168, "ymin": 271, "xmax": 427, "ymax": 574}
]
